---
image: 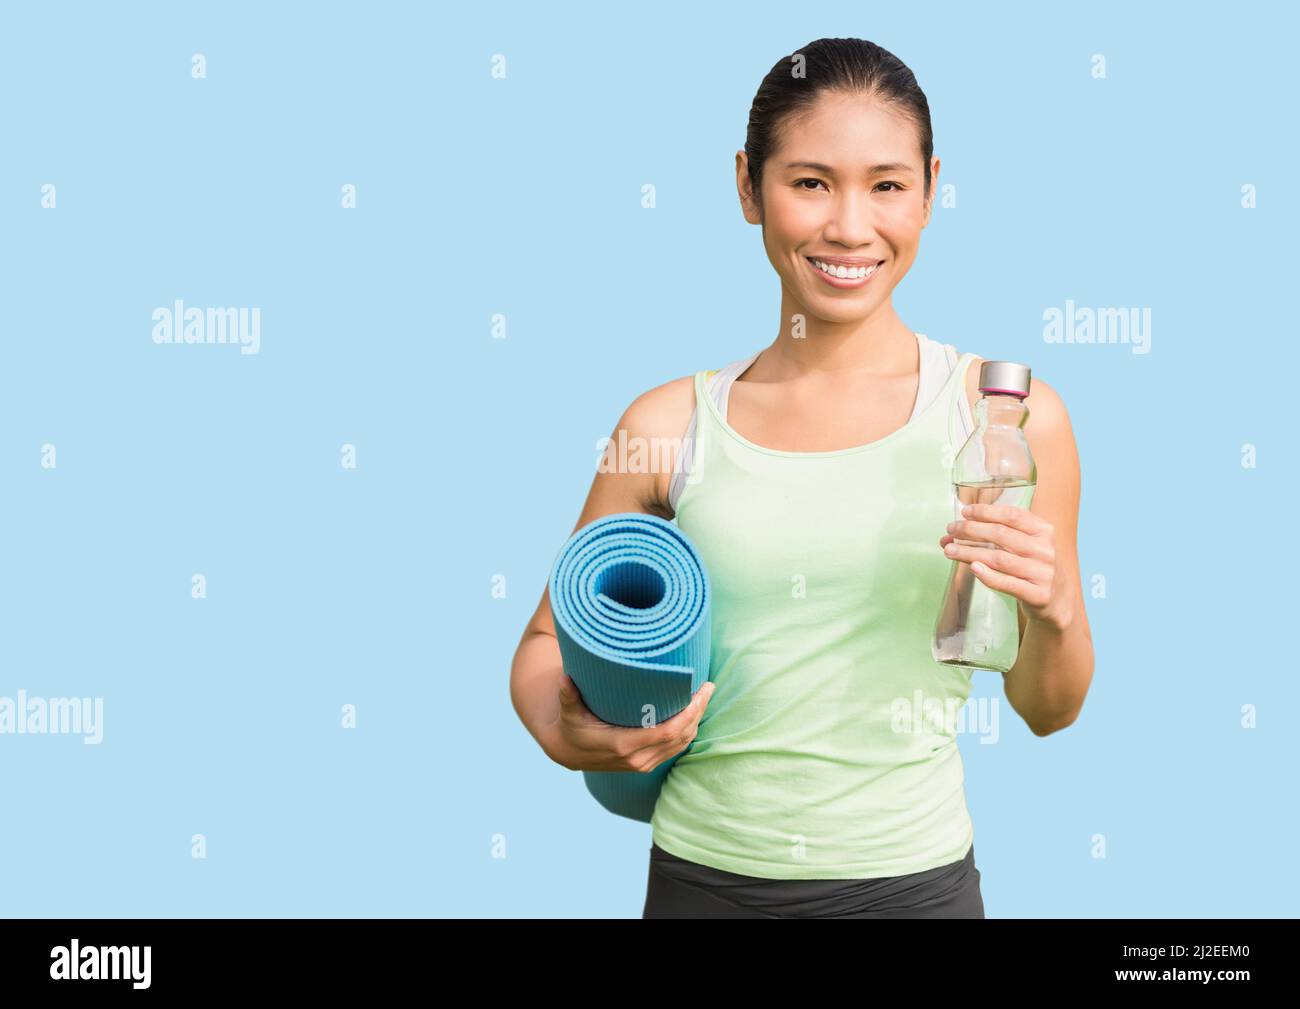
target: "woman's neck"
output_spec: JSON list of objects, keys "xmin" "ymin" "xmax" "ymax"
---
[{"xmin": 748, "ymin": 300, "xmax": 918, "ymax": 383}]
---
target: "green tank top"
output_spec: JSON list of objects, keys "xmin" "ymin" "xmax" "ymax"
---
[{"xmin": 651, "ymin": 349, "xmax": 980, "ymax": 879}]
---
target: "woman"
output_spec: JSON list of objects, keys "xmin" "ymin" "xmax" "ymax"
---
[{"xmin": 510, "ymin": 37, "xmax": 1094, "ymax": 918}]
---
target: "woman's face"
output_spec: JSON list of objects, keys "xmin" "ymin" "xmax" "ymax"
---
[{"xmin": 739, "ymin": 90, "xmax": 939, "ymax": 323}]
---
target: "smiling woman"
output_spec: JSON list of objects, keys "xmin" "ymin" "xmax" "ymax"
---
[{"xmin": 509, "ymin": 36, "xmax": 1094, "ymax": 920}]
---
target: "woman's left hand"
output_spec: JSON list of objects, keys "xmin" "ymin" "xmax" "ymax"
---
[{"xmin": 939, "ymin": 502, "xmax": 1068, "ymax": 631}]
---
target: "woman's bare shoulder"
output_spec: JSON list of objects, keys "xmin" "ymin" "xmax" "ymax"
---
[
  {"xmin": 621, "ymin": 372, "xmax": 698, "ymax": 437},
  {"xmin": 614, "ymin": 372, "xmax": 700, "ymax": 517}
]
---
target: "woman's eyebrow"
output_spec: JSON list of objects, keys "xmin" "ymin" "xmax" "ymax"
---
[{"xmin": 783, "ymin": 161, "xmax": 915, "ymax": 175}]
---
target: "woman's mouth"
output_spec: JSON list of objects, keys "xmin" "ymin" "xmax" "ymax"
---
[{"xmin": 805, "ymin": 256, "xmax": 883, "ymax": 288}]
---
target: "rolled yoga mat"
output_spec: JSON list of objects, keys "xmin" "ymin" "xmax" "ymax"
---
[{"xmin": 548, "ymin": 512, "xmax": 712, "ymax": 822}]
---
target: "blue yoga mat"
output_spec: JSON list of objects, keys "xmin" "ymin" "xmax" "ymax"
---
[{"xmin": 548, "ymin": 512, "xmax": 712, "ymax": 822}]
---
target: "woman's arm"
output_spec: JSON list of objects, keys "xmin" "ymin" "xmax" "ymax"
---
[
  {"xmin": 999, "ymin": 379, "xmax": 1096, "ymax": 735},
  {"xmin": 1004, "ymin": 378, "xmax": 1094, "ymax": 734},
  {"xmin": 510, "ymin": 376, "xmax": 702, "ymax": 763}
]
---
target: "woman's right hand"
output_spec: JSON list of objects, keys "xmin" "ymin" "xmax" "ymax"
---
[{"xmin": 542, "ymin": 674, "xmax": 716, "ymax": 773}]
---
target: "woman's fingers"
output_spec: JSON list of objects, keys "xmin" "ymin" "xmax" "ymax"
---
[
  {"xmin": 968, "ymin": 557, "xmax": 1052, "ymax": 609},
  {"xmin": 559, "ymin": 679, "xmax": 715, "ymax": 772},
  {"xmin": 626, "ymin": 683, "xmax": 715, "ymax": 770},
  {"xmin": 944, "ymin": 517, "xmax": 1043, "ymax": 560},
  {"xmin": 961, "ymin": 501, "xmax": 1052, "ymax": 537},
  {"xmin": 942, "ymin": 540, "xmax": 1053, "ymax": 610},
  {"xmin": 942, "ymin": 539, "xmax": 1047, "ymax": 583}
]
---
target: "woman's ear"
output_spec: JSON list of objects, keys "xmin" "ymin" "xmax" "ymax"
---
[
  {"xmin": 922, "ymin": 156, "xmax": 941, "ymax": 227},
  {"xmin": 736, "ymin": 151, "xmax": 762, "ymax": 225}
]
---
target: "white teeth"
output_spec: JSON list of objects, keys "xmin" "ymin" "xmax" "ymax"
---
[{"xmin": 812, "ymin": 258, "xmax": 880, "ymax": 279}]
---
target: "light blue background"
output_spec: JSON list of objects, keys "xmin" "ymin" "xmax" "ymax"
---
[{"xmin": 1, "ymin": 0, "xmax": 1294, "ymax": 918}]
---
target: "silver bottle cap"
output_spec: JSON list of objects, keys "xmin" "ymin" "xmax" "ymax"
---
[{"xmin": 978, "ymin": 360, "xmax": 1032, "ymax": 398}]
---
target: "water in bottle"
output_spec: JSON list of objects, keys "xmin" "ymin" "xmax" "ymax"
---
[{"xmin": 932, "ymin": 361, "xmax": 1036, "ymax": 673}]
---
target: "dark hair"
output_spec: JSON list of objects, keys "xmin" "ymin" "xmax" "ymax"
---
[{"xmin": 744, "ymin": 38, "xmax": 934, "ymax": 211}]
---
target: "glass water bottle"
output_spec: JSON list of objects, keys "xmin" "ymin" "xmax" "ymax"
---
[{"xmin": 932, "ymin": 361, "xmax": 1036, "ymax": 673}]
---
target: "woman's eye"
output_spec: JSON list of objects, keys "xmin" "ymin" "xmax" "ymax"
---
[
  {"xmin": 876, "ymin": 181, "xmax": 903, "ymax": 192},
  {"xmin": 795, "ymin": 178, "xmax": 826, "ymax": 191}
]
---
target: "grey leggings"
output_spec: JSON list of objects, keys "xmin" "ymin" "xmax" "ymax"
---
[{"xmin": 642, "ymin": 841, "xmax": 985, "ymax": 918}]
